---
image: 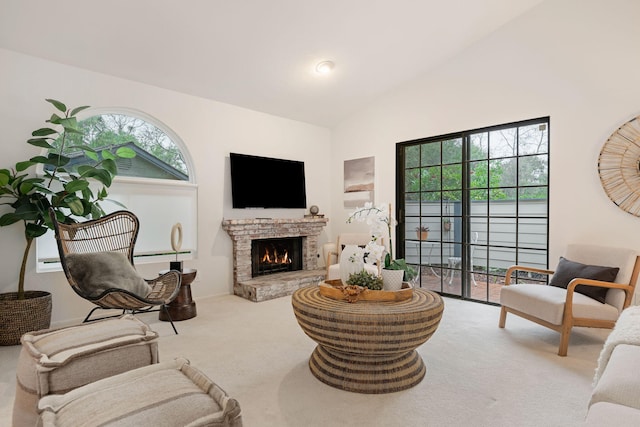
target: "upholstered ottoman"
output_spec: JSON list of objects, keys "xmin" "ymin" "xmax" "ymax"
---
[
  {"xmin": 38, "ymin": 357, "xmax": 243, "ymax": 427},
  {"xmin": 13, "ymin": 315, "xmax": 158, "ymax": 427}
]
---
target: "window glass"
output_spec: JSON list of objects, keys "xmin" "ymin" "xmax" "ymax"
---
[
  {"xmin": 47, "ymin": 114, "xmax": 188, "ymax": 180},
  {"xmin": 36, "ymin": 111, "xmax": 197, "ymax": 271}
]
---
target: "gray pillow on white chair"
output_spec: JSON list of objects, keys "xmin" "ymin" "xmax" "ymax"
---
[{"xmin": 66, "ymin": 252, "xmax": 151, "ymax": 298}]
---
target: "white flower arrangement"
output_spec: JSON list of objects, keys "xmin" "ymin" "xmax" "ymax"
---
[
  {"xmin": 346, "ymin": 202, "xmax": 417, "ymax": 282},
  {"xmin": 346, "ymin": 202, "xmax": 394, "ymax": 261}
]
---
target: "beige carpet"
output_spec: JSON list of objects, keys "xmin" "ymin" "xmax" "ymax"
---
[{"xmin": 0, "ymin": 292, "xmax": 610, "ymax": 426}]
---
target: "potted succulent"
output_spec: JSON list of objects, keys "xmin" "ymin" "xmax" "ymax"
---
[
  {"xmin": 345, "ymin": 270, "xmax": 383, "ymax": 290},
  {"xmin": 416, "ymin": 225, "xmax": 429, "ymax": 241},
  {"xmin": 443, "ymin": 217, "xmax": 452, "ymax": 231},
  {"xmin": 0, "ymin": 99, "xmax": 134, "ymax": 345}
]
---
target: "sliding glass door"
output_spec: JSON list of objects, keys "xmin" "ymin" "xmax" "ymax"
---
[{"xmin": 397, "ymin": 117, "xmax": 549, "ymax": 303}]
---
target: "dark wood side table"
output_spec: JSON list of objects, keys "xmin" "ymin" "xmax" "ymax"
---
[{"xmin": 159, "ymin": 268, "xmax": 197, "ymax": 321}]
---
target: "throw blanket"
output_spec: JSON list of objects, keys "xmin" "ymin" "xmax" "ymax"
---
[{"xmin": 594, "ymin": 305, "xmax": 640, "ymax": 385}]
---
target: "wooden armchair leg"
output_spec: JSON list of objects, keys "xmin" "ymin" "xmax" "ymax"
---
[
  {"xmin": 499, "ymin": 306, "xmax": 507, "ymax": 328},
  {"xmin": 558, "ymin": 326, "xmax": 571, "ymax": 357}
]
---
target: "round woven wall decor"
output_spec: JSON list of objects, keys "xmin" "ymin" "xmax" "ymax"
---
[{"xmin": 598, "ymin": 115, "xmax": 640, "ymax": 216}]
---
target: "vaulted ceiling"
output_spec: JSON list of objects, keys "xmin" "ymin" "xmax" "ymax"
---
[{"xmin": 0, "ymin": 0, "xmax": 544, "ymax": 127}]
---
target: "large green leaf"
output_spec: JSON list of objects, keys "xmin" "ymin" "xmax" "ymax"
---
[
  {"xmin": 32, "ymin": 127, "xmax": 58, "ymax": 137},
  {"xmin": 32, "ymin": 183, "xmax": 54, "ymax": 195},
  {"xmin": 0, "ymin": 213, "xmax": 20, "ymax": 226},
  {"xmin": 116, "ymin": 147, "xmax": 136, "ymax": 159},
  {"xmin": 66, "ymin": 198, "xmax": 84, "ymax": 215},
  {"xmin": 25, "ymin": 222, "xmax": 48, "ymax": 239},
  {"xmin": 93, "ymin": 169, "xmax": 112, "ymax": 187},
  {"xmin": 70, "ymin": 105, "xmax": 90, "ymax": 116},
  {"xmin": 0, "ymin": 172, "xmax": 9, "ymax": 187},
  {"xmin": 18, "ymin": 182, "xmax": 34, "ymax": 195},
  {"xmin": 59, "ymin": 117, "xmax": 78, "ymax": 131},
  {"xmin": 101, "ymin": 158, "xmax": 117, "ymax": 175},
  {"xmin": 27, "ymin": 138, "xmax": 54, "ymax": 149},
  {"xmin": 29, "ymin": 156, "xmax": 51, "ymax": 164},
  {"xmin": 101, "ymin": 150, "xmax": 116, "ymax": 161},
  {"xmin": 64, "ymin": 179, "xmax": 90, "ymax": 193},
  {"xmin": 14, "ymin": 203, "xmax": 41, "ymax": 221},
  {"xmin": 76, "ymin": 165, "xmax": 93, "ymax": 176},
  {"xmin": 47, "ymin": 113, "xmax": 63, "ymax": 125},
  {"xmin": 45, "ymin": 99, "xmax": 67, "ymax": 113},
  {"xmin": 15, "ymin": 161, "xmax": 34, "ymax": 171},
  {"xmin": 20, "ymin": 177, "xmax": 45, "ymax": 185},
  {"xmin": 10, "ymin": 174, "xmax": 27, "ymax": 189},
  {"xmin": 91, "ymin": 203, "xmax": 106, "ymax": 218},
  {"xmin": 84, "ymin": 151, "xmax": 99, "ymax": 161},
  {"xmin": 78, "ymin": 166, "xmax": 112, "ymax": 187}
]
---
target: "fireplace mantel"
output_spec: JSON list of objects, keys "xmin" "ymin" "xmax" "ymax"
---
[{"xmin": 222, "ymin": 217, "xmax": 329, "ymax": 301}]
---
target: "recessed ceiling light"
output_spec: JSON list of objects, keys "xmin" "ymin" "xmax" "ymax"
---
[{"xmin": 315, "ymin": 61, "xmax": 334, "ymax": 75}]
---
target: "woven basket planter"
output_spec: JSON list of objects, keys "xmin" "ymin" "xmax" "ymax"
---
[{"xmin": 0, "ymin": 291, "xmax": 52, "ymax": 346}]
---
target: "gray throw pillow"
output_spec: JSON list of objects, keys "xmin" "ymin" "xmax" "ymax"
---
[
  {"xmin": 549, "ymin": 256, "xmax": 619, "ymax": 304},
  {"xmin": 66, "ymin": 252, "xmax": 151, "ymax": 298}
]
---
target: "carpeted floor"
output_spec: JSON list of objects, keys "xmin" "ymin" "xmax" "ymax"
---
[{"xmin": 0, "ymin": 291, "xmax": 610, "ymax": 426}]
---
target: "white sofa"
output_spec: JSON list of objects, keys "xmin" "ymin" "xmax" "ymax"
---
[{"xmin": 586, "ymin": 306, "xmax": 640, "ymax": 425}]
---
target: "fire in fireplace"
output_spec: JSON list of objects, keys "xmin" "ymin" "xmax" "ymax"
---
[{"xmin": 251, "ymin": 237, "xmax": 303, "ymax": 277}]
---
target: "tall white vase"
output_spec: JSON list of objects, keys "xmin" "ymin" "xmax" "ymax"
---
[
  {"xmin": 339, "ymin": 245, "xmax": 364, "ymax": 285},
  {"xmin": 381, "ymin": 269, "xmax": 405, "ymax": 291}
]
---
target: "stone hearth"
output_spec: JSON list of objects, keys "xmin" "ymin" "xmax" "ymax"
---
[{"xmin": 222, "ymin": 217, "xmax": 329, "ymax": 302}]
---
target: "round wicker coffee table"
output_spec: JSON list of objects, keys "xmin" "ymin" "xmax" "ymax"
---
[{"xmin": 291, "ymin": 285, "xmax": 444, "ymax": 394}]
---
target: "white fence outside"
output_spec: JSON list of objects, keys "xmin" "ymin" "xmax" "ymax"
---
[{"xmin": 402, "ymin": 199, "xmax": 548, "ymax": 273}]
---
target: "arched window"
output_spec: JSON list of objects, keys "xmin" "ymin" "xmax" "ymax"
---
[{"xmin": 36, "ymin": 109, "xmax": 198, "ymax": 271}]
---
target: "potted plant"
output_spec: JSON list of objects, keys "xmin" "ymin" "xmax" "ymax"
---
[
  {"xmin": 383, "ymin": 258, "xmax": 417, "ymax": 283},
  {"xmin": 416, "ymin": 225, "xmax": 429, "ymax": 241},
  {"xmin": 346, "ymin": 202, "xmax": 417, "ymax": 287},
  {"xmin": 345, "ymin": 270, "xmax": 383, "ymax": 290},
  {"xmin": 0, "ymin": 99, "xmax": 134, "ymax": 345},
  {"xmin": 443, "ymin": 217, "xmax": 452, "ymax": 231}
]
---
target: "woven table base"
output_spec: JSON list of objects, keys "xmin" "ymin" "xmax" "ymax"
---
[
  {"xmin": 309, "ymin": 345, "xmax": 426, "ymax": 394},
  {"xmin": 292, "ymin": 285, "xmax": 444, "ymax": 394}
]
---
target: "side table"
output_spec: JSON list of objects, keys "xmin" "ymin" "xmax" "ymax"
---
[{"xmin": 159, "ymin": 268, "xmax": 197, "ymax": 321}]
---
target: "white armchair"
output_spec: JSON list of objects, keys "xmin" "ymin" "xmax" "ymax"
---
[
  {"xmin": 499, "ymin": 244, "xmax": 640, "ymax": 356},
  {"xmin": 324, "ymin": 233, "xmax": 379, "ymax": 281}
]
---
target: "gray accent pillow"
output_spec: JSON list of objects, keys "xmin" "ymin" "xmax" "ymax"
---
[
  {"xmin": 549, "ymin": 256, "xmax": 619, "ymax": 303},
  {"xmin": 66, "ymin": 252, "xmax": 151, "ymax": 298}
]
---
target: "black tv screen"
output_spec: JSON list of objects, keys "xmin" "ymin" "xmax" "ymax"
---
[{"xmin": 230, "ymin": 153, "xmax": 307, "ymax": 209}]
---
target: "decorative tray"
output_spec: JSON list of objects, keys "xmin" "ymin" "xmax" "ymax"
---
[{"xmin": 319, "ymin": 279, "xmax": 413, "ymax": 303}]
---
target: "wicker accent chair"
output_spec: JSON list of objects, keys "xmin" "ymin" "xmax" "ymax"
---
[
  {"xmin": 499, "ymin": 244, "xmax": 640, "ymax": 356},
  {"xmin": 49, "ymin": 209, "xmax": 181, "ymax": 334}
]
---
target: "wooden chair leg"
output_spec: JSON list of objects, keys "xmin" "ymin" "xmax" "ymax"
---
[
  {"xmin": 558, "ymin": 325, "xmax": 571, "ymax": 357},
  {"xmin": 499, "ymin": 306, "xmax": 507, "ymax": 328}
]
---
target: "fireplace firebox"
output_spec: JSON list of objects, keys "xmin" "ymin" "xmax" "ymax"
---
[{"xmin": 251, "ymin": 237, "xmax": 303, "ymax": 277}]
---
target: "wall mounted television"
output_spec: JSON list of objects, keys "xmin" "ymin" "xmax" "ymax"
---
[{"xmin": 230, "ymin": 152, "xmax": 307, "ymax": 209}]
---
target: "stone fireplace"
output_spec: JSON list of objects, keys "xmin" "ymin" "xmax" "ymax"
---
[{"xmin": 222, "ymin": 217, "xmax": 329, "ymax": 301}]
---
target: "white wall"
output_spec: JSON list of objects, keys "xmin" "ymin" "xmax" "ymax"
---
[
  {"xmin": 329, "ymin": 0, "xmax": 640, "ymax": 267},
  {"xmin": 0, "ymin": 48, "xmax": 331, "ymax": 326},
  {"xmin": 4, "ymin": 0, "xmax": 640, "ymax": 326}
]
